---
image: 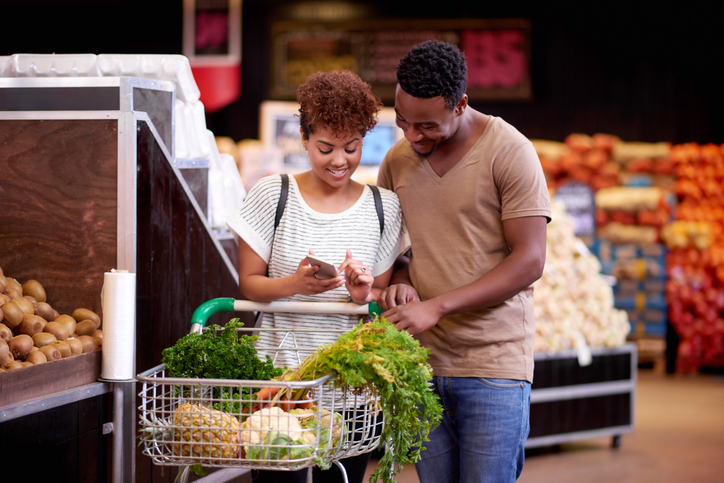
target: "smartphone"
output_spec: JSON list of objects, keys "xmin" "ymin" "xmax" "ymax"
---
[{"xmin": 306, "ymin": 255, "xmax": 340, "ymax": 279}]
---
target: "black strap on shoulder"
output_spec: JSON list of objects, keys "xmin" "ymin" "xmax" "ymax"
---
[
  {"xmin": 273, "ymin": 175, "xmax": 383, "ymax": 236},
  {"xmin": 258, "ymin": 173, "xmax": 289, "ymax": 326},
  {"xmin": 368, "ymin": 184, "xmax": 384, "ymax": 235},
  {"xmin": 274, "ymin": 174, "xmax": 289, "ymax": 231}
]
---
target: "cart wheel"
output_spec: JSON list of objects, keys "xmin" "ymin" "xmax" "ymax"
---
[{"xmin": 612, "ymin": 435, "xmax": 621, "ymax": 448}]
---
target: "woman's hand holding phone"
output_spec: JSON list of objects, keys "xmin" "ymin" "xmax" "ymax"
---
[{"xmin": 293, "ymin": 249, "xmax": 344, "ymax": 295}]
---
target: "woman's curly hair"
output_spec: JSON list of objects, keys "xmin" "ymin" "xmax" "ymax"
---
[
  {"xmin": 296, "ymin": 70, "xmax": 382, "ymax": 140},
  {"xmin": 396, "ymin": 40, "xmax": 467, "ymax": 110}
]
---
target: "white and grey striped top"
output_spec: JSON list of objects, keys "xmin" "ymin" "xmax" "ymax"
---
[{"xmin": 226, "ymin": 174, "xmax": 407, "ymax": 369}]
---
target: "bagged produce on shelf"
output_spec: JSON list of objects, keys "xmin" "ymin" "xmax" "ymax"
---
[
  {"xmin": 595, "ymin": 186, "xmax": 666, "ymax": 213},
  {"xmin": 663, "ymin": 142, "xmax": 724, "ymax": 372},
  {"xmin": 597, "ymin": 222, "xmax": 659, "ymax": 245},
  {"xmin": 533, "ymin": 200, "xmax": 631, "ymax": 352}
]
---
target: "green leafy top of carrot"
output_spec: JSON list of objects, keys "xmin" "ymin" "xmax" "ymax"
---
[{"xmin": 276, "ymin": 317, "xmax": 443, "ymax": 483}]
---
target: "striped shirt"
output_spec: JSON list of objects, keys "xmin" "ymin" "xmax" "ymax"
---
[{"xmin": 226, "ymin": 174, "xmax": 406, "ymax": 369}]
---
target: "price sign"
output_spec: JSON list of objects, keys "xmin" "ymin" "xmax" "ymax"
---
[
  {"xmin": 270, "ymin": 19, "xmax": 531, "ymax": 102},
  {"xmin": 554, "ymin": 181, "xmax": 597, "ymax": 239},
  {"xmin": 463, "ymin": 29, "xmax": 528, "ymax": 89}
]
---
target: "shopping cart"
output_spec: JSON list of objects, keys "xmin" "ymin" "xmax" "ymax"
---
[{"xmin": 137, "ymin": 298, "xmax": 386, "ymax": 483}]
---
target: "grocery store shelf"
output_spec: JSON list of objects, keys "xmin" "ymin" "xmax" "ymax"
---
[
  {"xmin": 531, "ymin": 380, "xmax": 634, "ymax": 403},
  {"xmin": 0, "ymin": 381, "xmax": 112, "ymax": 422}
]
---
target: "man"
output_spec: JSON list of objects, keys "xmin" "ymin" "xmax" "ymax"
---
[{"xmin": 376, "ymin": 39, "xmax": 551, "ymax": 482}]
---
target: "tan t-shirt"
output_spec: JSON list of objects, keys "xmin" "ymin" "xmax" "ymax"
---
[{"xmin": 378, "ymin": 116, "xmax": 551, "ymax": 383}]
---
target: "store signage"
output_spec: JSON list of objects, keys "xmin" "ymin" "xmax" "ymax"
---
[
  {"xmin": 270, "ymin": 18, "xmax": 532, "ymax": 103},
  {"xmin": 183, "ymin": 0, "xmax": 241, "ymax": 112},
  {"xmin": 554, "ymin": 181, "xmax": 596, "ymax": 238}
]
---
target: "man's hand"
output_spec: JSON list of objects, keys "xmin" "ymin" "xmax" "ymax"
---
[
  {"xmin": 376, "ymin": 283, "xmax": 420, "ymax": 311},
  {"xmin": 382, "ymin": 300, "xmax": 440, "ymax": 335}
]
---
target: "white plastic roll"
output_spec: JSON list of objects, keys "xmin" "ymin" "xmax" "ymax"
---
[{"xmin": 100, "ymin": 270, "xmax": 137, "ymax": 380}]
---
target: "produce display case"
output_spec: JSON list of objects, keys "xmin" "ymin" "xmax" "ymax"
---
[
  {"xmin": 527, "ymin": 343, "xmax": 637, "ymax": 448},
  {"xmin": 1, "ymin": 55, "xmax": 240, "ymax": 483}
]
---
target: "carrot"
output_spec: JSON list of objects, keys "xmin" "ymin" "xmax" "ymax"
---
[
  {"xmin": 252, "ymin": 386, "xmax": 281, "ymax": 410},
  {"xmin": 295, "ymin": 399, "xmax": 315, "ymax": 410}
]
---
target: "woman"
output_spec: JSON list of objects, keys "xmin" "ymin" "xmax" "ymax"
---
[{"xmin": 226, "ymin": 70, "xmax": 406, "ymax": 483}]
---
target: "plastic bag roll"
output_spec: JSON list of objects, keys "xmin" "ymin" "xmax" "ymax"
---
[{"xmin": 100, "ymin": 270, "xmax": 136, "ymax": 380}]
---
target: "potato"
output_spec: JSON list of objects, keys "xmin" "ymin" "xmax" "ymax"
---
[
  {"xmin": 54, "ymin": 315, "xmax": 76, "ymax": 337},
  {"xmin": 2, "ymin": 360, "xmax": 23, "ymax": 371},
  {"xmin": 25, "ymin": 350, "xmax": 47, "ymax": 365},
  {"xmin": 74, "ymin": 320, "xmax": 97, "ymax": 337},
  {"xmin": 72, "ymin": 308, "xmax": 101, "ymax": 329},
  {"xmin": 44, "ymin": 321, "xmax": 69, "ymax": 341},
  {"xmin": 0, "ymin": 323, "xmax": 12, "ymax": 343},
  {"xmin": 13, "ymin": 296, "xmax": 34, "ymax": 316},
  {"xmin": 34, "ymin": 302, "xmax": 55, "ymax": 322},
  {"xmin": 15, "ymin": 315, "xmax": 45, "ymax": 337},
  {"xmin": 3, "ymin": 277, "xmax": 21, "ymax": 293},
  {"xmin": 66, "ymin": 337, "xmax": 83, "ymax": 356},
  {"xmin": 21, "ymin": 279, "xmax": 46, "ymax": 303},
  {"xmin": 4, "ymin": 287, "xmax": 23, "ymax": 300},
  {"xmin": 32, "ymin": 332, "xmax": 57, "ymax": 348},
  {"xmin": 49, "ymin": 340, "xmax": 72, "ymax": 358},
  {"xmin": 78, "ymin": 335, "xmax": 96, "ymax": 353},
  {"xmin": 0, "ymin": 339, "xmax": 9, "ymax": 365},
  {"xmin": 39, "ymin": 344, "xmax": 62, "ymax": 362},
  {"xmin": 1, "ymin": 300, "xmax": 24, "ymax": 330},
  {"xmin": 8, "ymin": 334, "xmax": 33, "ymax": 360}
]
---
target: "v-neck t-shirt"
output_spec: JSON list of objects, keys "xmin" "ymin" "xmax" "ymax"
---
[{"xmin": 377, "ymin": 116, "xmax": 551, "ymax": 382}]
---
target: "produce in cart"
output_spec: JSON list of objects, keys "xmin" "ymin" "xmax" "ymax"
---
[
  {"xmin": 272, "ymin": 317, "xmax": 443, "ymax": 483},
  {"xmin": 173, "ymin": 402, "xmax": 241, "ymax": 461},
  {"xmin": 139, "ymin": 312, "xmax": 441, "ymax": 483}
]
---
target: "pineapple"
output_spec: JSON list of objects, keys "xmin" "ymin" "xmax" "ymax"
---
[{"xmin": 172, "ymin": 402, "xmax": 241, "ymax": 460}]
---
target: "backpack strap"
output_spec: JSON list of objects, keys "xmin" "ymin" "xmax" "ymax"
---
[
  {"xmin": 272, "ymin": 176, "xmax": 383, "ymax": 246},
  {"xmin": 258, "ymin": 173, "xmax": 289, "ymax": 326},
  {"xmin": 274, "ymin": 173, "xmax": 289, "ymax": 231},
  {"xmin": 368, "ymin": 184, "xmax": 384, "ymax": 235}
]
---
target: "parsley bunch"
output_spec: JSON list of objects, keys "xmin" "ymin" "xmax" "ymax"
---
[
  {"xmin": 276, "ymin": 317, "xmax": 443, "ymax": 483},
  {"xmin": 161, "ymin": 319, "xmax": 283, "ymax": 381}
]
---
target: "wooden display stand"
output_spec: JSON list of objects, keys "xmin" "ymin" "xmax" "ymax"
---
[{"xmin": 0, "ymin": 77, "xmax": 242, "ymax": 482}]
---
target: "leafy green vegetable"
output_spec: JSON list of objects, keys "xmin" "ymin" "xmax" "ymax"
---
[
  {"xmin": 161, "ymin": 319, "xmax": 284, "ymax": 416},
  {"xmin": 245, "ymin": 430, "xmax": 314, "ymax": 463},
  {"xmin": 276, "ymin": 317, "xmax": 443, "ymax": 483},
  {"xmin": 161, "ymin": 319, "xmax": 283, "ymax": 381}
]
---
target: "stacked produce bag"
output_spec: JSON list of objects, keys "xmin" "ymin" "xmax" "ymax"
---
[
  {"xmin": 535, "ymin": 132, "xmax": 724, "ymax": 372},
  {"xmin": 533, "ymin": 200, "xmax": 630, "ymax": 352},
  {"xmin": 661, "ymin": 142, "xmax": 724, "ymax": 372}
]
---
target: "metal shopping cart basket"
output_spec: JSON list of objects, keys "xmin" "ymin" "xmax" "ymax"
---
[{"xmin": 137, "ymin": 298, "xmax": 386, "ymax": 482}]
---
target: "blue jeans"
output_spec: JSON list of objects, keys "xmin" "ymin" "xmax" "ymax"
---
[{"xmin": 415, "ymin": 376, "xmax": 531, "ymax": 483}]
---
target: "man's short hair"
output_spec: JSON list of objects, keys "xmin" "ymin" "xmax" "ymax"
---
[{"xmin": 396, "ymin": 39, "xmax": 467, "ymax": 110}]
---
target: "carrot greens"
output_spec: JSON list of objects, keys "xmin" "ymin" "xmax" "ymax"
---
[{"xmin": 276, "ymin": 317, "xmax": 443, "ymax": 483}]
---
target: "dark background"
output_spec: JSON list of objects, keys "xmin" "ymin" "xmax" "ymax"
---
[{"xmin": 2, "ymin": 0, "xmax": 723, "ymax": 145}]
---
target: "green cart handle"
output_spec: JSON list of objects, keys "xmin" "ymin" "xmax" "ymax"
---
[{"xmin": 190, "ymin": 298, "xmax": 383, "ymax": 331}]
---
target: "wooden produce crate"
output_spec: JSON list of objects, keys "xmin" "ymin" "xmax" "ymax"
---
[
  {"xmin": 0, "ymin": 351, "xmax": 102, "ymax": 410},
  {"xmin": 527, "ymin": 343, "xmax": 636, "ymax": 448},
  {"xmin": 1, "ymin": 74, "xmax": 240, "ymax": 483}
]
